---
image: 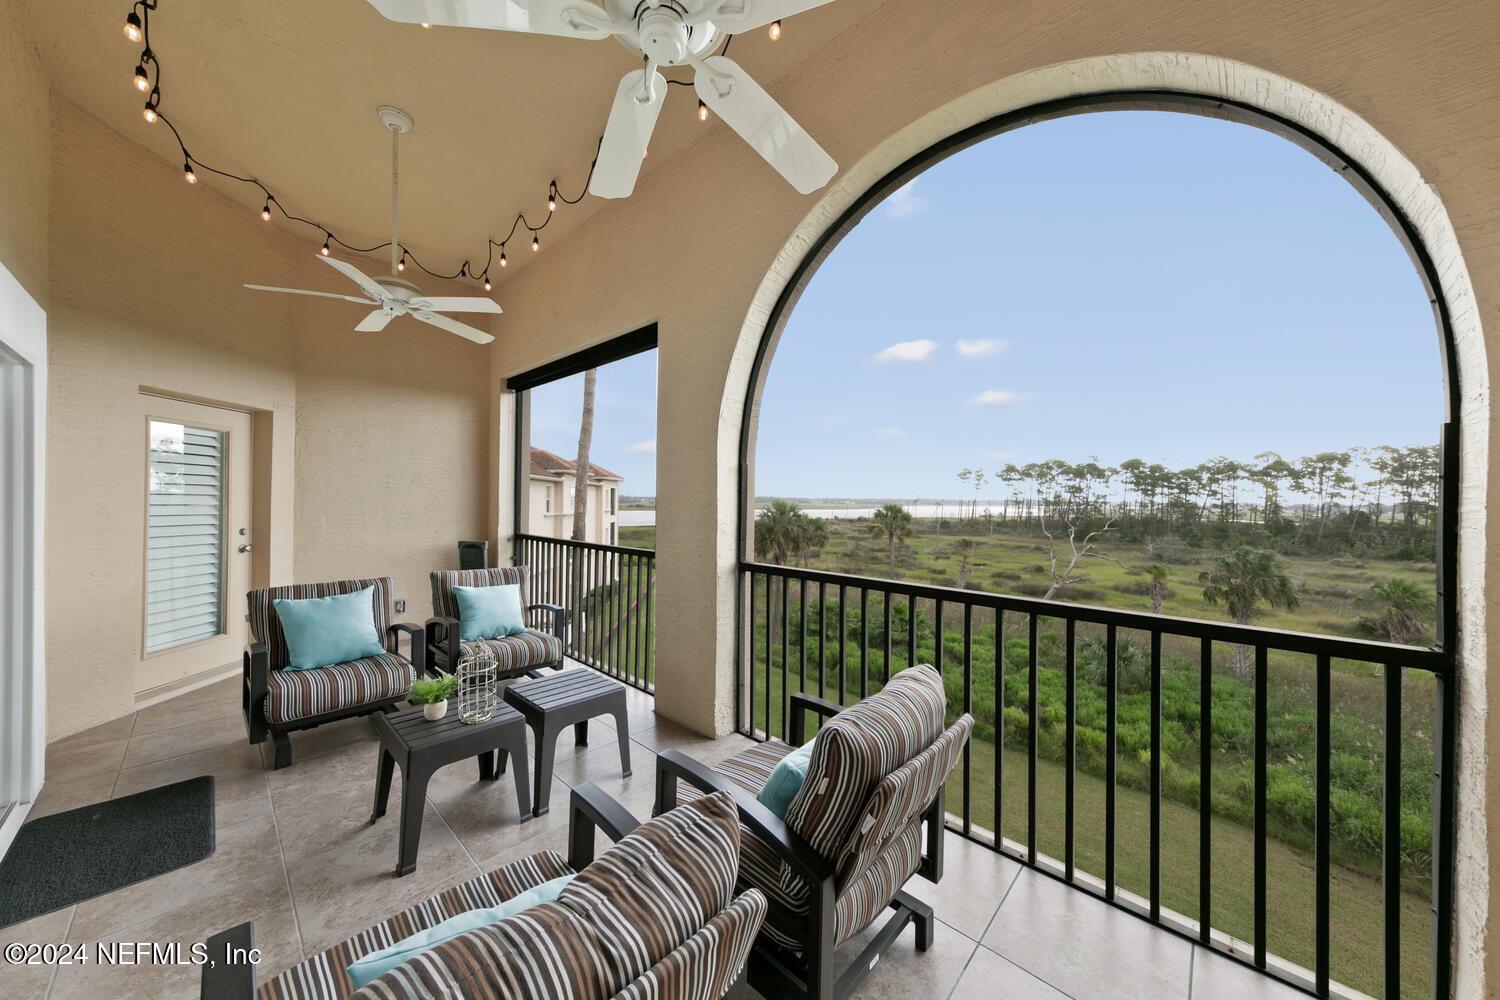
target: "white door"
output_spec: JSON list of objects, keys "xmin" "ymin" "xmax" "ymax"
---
[
  {"xmin": 137, "ymin": 398, "xmax": 253, "ymax": 694},
  {"xmin": 0, "ymin": 261, "xmax": 45, "ymax": 862}
]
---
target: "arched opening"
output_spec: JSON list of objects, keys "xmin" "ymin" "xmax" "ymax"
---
[{"xmin": 732, "ymin": 84, "xmax": 1477, "ymax": 999}]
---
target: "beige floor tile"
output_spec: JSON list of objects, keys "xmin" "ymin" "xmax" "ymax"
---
[
  {"xmin": 259, "ymin": 714, "xmax": 381, "ymax": 770},
  {"xmin": 951, "ymin": 945, "xmax": 1070, "ymax": 999},
  {"xmin": 43, "ymin": 731, "xmax": 130, "ymax": 785},
  {"xmin": 26, "ymin": 768, "xmax": 120, "ymax": 820},
  {"xmin": 838, "ymin": 917, "xmax": 976, "ymax": 1000},
  {"xmin": 903, "ymin": 832, "xmax": 1021, "ymax": 942},
  {"xmin": 121, "ymin": 716, "xmax": 245, "ymax": 770},
  {"xmin": 132, "ymin": 678, "xmax": 240, "ymax": 737},
  {"xmin": 47, "ymin": 716, "xmax": 136, "ymax": 752},
  {"xmin": 112, "ymin": 741, "xmax": 268, "ymax": 831},
  {"xmin": 1191, "ymin": 946, "xmax": 1308, "ymax": 999},
  {"xmin": 0, "ymin": 904, "xmax": 75, "ymax": 999},
  {"xmin": 265, "ymin": 741, "xmax": 404, "ymax": 865},
  {"xmin": 427, "ymin": 769, "xmax": 571, "ymax": 862},
  {"xmin": 983, "ymin": 869, "xmax": 1193, "ymax": 1000}
]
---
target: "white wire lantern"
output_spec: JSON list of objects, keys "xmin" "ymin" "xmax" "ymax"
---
[{"xmin": 456, "ymin": 647, "xmax": 499, "ymax": 724}]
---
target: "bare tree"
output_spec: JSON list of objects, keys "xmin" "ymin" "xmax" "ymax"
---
[
  {"xmin": 571, "ymin": 368, "xmax": 597, "ymax": 542},
  {"xmin": 1039, "ymin": 513, "xmax": 1120, "ymax": 600}
]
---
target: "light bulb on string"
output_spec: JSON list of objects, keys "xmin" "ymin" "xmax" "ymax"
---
[
  {"xmin": 697, "ymin": 100, "xmax": 708, "ymax": 122},
  {"xmin": 482, "ymin": 273, "xmax": 491, "ymax": 291},
  {"xmin": 397, "ymin": 252, "xmax": 406, "ymax": 272},
  {"xmin": 547, "ymin": 186, "xmax": 557, "ymax": 212},
  {"xmin": 261, "ymin": 201, "xmax": 271, "ymax": 221},
  {"xmin": 183, "ymin": 160, "xmax": 196, "ymax": 184},
  {"xmin": 768, "ymin": 19, "xmax": 781, "ymax": 40},
  {"xmin": 134, "ymin": 63, "xmax": 150, "ymax": 92},
  {"xmin": 532, "ymin": 234, "xmax": 540, "ymax": 252},
  {"xmin": 320, "ymin": 236, "xmax": 331, "ymax": 255},
  {"xmin": 142, "ymin": 102, "xmax": 157, "ymax": 123},
  {"xmin": 499, "ymin": 250, "xmax": 507, "ymax": 268},
  {"xmin": 124, "ymin": 11, "xmax": 143, "ymax": 42}
]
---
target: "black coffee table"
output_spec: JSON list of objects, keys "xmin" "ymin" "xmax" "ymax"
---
[
  {"xmin": 371, "ymin": 703, "xmax": 530, "ymax": 876},
  {"xmin": 503, "ymin": 670, "xmax": 632, "ymax": 817}
]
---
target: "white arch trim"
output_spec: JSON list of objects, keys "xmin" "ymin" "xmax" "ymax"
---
[{"xmin": 720, "ymin": 50, "xmax": 1489, "ymax": 992}]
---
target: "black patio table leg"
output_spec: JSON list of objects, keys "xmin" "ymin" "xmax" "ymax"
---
[
  {"xmin": 503, "ymin": 727, "xmax": 532, "ymax": 817},
  {"xmin": 532, "ymin": 717, "xmax": 558, "ymax": 817},
  {"xmin": 371, "ymin": 746, "xmax": 396, "ymax": 821},
  {"xmin": 575, "ymin": 720, "xmax": 588, "ymax": 746},
  {"xmin": 611, "ymin": 694, "xmax": 632, "ymax": 778},
  {"xmin": 396, "ymin": 759, "xmax": 433, "ymax": 877},
  {"xmin": 478, "ymin": 750, "xmax": 498, "ymax": 781}
]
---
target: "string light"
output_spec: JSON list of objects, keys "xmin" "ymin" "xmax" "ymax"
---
[
  {"xmin": 142, "ymin": 101, "xmax": 158, "ymax": 123},
  {"xmin": 482, "ymin": 274, "xmax": 491, "ymax": 291},
  {"xmin": 124, "ymin": 11, "xmax": 143, "ymax": 42},
  {"xmin": 698, "ymin": 99, "xmax": 708, "ymax": 122},
  {"xmin": 768, "ymin": 19, "xmax": 781, "ymax": 40},
  {"xmin": 320, "ymin": 235, "xmax": 331, "ymax": 255},
  {"xmin": 261, "ymin": 201, "xmax": 272, "ymax": 221},
  {"xmin": 134, "ymin": 63, "xmax": 150, "ymax": 91},
  {"xmin": 183, "ymin": 160, "xmax": 195, "ymax": 183},
  {"xmin": 420, "ymin": 22, "xmax": 431, "ymax": 28},
  {"xmin": 397, "ymin": 251, "xmax": 406, "ymax": 271},
  {"xmin": 499, "ymin": 250, "xmax": 507, "ymax": 268},
  {"xmin": 547, "ymin": 183, "xmax": 557, "ymax": 212},
  {"xmin": 532, "ymin": 234, "xmax": 540, "ymax": 252}
]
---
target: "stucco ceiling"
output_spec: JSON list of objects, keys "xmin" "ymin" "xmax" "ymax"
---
[{"xmin": 28, "ymin": 1, "xmax": 869, "ymax": 283}]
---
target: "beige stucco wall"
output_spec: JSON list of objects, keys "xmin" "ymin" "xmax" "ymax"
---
[
  {"xmin": 479, "ymin": 0, "xmax": 1498, "ymax": 990},
  {"xmin": 0, "ymin": 0, "xmax": 50, "ymax": 308},
  {"xmin": 526, "ymin": 474, "xmax": 618, "ymax": 543},
  {"xmin": 41, "ymin": 95, "xmax": 494, "ymax": 739}
]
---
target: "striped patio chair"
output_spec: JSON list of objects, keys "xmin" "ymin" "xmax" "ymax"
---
[
  {"xmin": 656, "ymin": 664, "xmax": 973, "ymax": 1000},
  {"xmin": 244, "ymin": 577, "xmax": 423, "ymax": 770},
  {"xmin": 426, "ymin": 566, "xmax": 567, "ymax": 679}
]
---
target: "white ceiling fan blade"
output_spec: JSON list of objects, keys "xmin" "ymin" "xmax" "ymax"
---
[
  {"xmin": 709, "ymin": 0, "xmax": 840, "ymax": 32},
  {"xmin": 694, "ymin": 56, "xmax": 837, "ymax": 194},
  {"xmin": 411, "ymin": 310, "xmax": 496, "ymax": 344},
  {"xmin": 243, "ymin": 284, "xmax": 375, "ymax": 305},
  {"xmin": 317, "ymin": 255, "xmax": 393, "ymax": 302},
  {"xmin": 363, "ymin": 0, "xmax": 615, "ymax": 39},
  {"xmin": 355, "ymin": 310, "xmax": 395, "ymax": 333},
  {"xmin": 408, "ymin": 296, "xmax": 503, "ymax": 314},
  {"xmin": 589, "ymin": 70, "xmax": 668, "ymax": 199}
]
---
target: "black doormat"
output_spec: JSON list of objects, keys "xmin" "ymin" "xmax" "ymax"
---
[{"xmin": 0, "ymin": 775, "xmax": 215, "ymax": 927}]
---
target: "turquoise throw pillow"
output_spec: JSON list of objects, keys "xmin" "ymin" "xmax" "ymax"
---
[
  {"xmin": 453, "ymin": 583, "xmax": 526, "ymax": 642},
  {"xmin": 347, "ymin": 874, "xmax": 575, "ymax": 988},
  {"xmin": 756, "ymin": 737, "xmax": 818, "ymax": 820},
  {"xmin": 272, "ymin": 586, "xmax": 386, "ymax": 671}
]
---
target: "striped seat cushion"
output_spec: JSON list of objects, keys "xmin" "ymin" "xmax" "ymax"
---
[
  {"xmin": 257, "ymin": 850, "xmax": 574, "ymax": 1000},
  {"xmin": 248, "ymin": 578, "xmax": 395, "ymax": 672},
  {"xmin": 613, "ymin": 890, "xmax": 768, "ymax": 1000},
  {"xmin": 263, "ymin": 653, "xmax": 415, "ymax": 724},
  {"xmin": 429, "ymin": 630, "xmax": 563, "ymax": 673},
  {"xmin": 350, "ymin": 791, "xmax": 744, "ymax": 1000}
]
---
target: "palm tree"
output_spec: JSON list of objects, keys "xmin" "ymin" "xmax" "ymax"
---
[
  {"xmin": 955, "ymin": 537, "xmax": 976, "ymax": 588},
  {"xmin": 570, "ymin": 368, "xmax": 597, "ymax": 542},
  {"xmin": 870, "ymin": 503, "xmax": 914, "ymax": 575},
  {"xmin": 1199, "ymin": 547, "xmax": 1299, "ymax": 677},
  {"xmin": 1146, "ymin": 563, "xmax": 1169, "ymax": 615},
  {"xmin": 1355, "ymin": 578, "xmax": 1433, "ymax": 646},
  {"xmin": 799, "ymin": 517, "xmax": 829, "ymax": 567},
  {"xmin": 755, "ymin": 500, "xmax": 804, "ymax": 566}
]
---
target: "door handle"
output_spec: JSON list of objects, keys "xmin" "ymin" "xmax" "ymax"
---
[{"xmin": 238, "ymin": 544, "xmax": 253, "ymax": 553}]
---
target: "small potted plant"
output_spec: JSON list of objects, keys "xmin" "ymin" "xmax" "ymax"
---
[{"xmin": 410, "ymin": 672, "xmax": 460, "ymax": 721}]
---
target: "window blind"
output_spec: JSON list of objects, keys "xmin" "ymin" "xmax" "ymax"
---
[{"xmin": 145, "ymin": 421, "xmax": 226, "ymax": 653}]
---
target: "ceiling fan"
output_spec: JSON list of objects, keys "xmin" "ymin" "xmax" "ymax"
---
[
  {"xmin": 366, "ymin": 0, "xmax": 841, "ymax": 198},
  {"xmin": 245, "ymin": 106, "xmax": 500, "ymax": 344}
]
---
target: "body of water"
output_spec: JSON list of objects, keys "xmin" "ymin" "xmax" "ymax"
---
[{"xmin": 619, "ymin": 501, "xmax": 1015, "ymax": 527}]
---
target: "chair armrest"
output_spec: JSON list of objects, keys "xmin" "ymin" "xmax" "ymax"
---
[
  {"xmin": 790, "ymin": 691, "xmax": 845, "ymax": 744},
  {"xmin": 386, "ymin": 622, "xmax": 425, "ymax": 674},
  {"xmin": 567, "ymin": 782, "xmax": 641, "ymax": 870},
  {"xmin": 200, "ymin": 922, "xmax": 256, "ymax": 1000},
  {"xmin": 654, "ymin": 750, "xmax": 834, "ymax": 886},
  {"xmin": 527, "ymin": 602, "xmax": 567, "ymax": 640},
  {"xmin": 424, "ymin": 615, "xmax": 461, "ymax": 675}
]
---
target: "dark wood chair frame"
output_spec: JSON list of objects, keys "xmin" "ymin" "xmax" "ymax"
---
[
  {"xmin": 201, "ymin": 783, "xmax": 750, "ymax": 1000},
  {"xmin": 423, "ymin": 600, "xmax": 568, "ymax": 680},
  {"xmin": 244, "ymin": 623, "xmax": 424, "ymax": 770},
  {"xmin": 654, "ymin": 691, "xmax": 945, "ymax": 1000}
]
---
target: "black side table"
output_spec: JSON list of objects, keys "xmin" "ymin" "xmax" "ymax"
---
[
  {"xmin": 372, "ymin": 703, "xmax": 531, "ymax": 876},
  {"xmin": 503, "ymin": 671, "xmax": 632, "ymax": 817}
]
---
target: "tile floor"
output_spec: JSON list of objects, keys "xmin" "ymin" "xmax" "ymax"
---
[{"xmin": 2, "ymin": 670, "xmax": 1305, "ymax": 999}]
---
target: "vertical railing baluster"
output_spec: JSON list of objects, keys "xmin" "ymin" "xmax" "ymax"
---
[
  {"xmin": 963, "ymin": 602, "xmax": 973, "ymax": 837},
  {"xmin": 838, "ymin": 584, "xmax": 847, "ymax": 704},
  {"xmin": 996, "ymin": 609, "xmax": 1004, "ymax": 848},
  {"xmin": 765, "ymin": 573, "xmax": 773, "ymax": 741},
  {"xmin": 623, "ymin": 553, "xmax": 633, "ymax": 682},
  {"xmin": 635, "ymin": 554, "xmax": 645, "ymax": 687},
  {"xmin": 749, "ymin": 571, "xmax": 759, "ymax": 737},
  {"xmin": 1105, "ymin": 623, "xmax": 1117, "ymax": 901},
  {"xmin": 644, "ymin": 556, "xmax": 654, "ymax": 690},
  {"xmin": 780, "ymin": 575, "xmax": 789, "ymax": 742},
  {"xmin": 882, "ymin": 588, "xmax": 893, "ymax": 684},
  {"xmin": 936, "ymin": 600, "xmax": 945, "ymax": 675},
  {"xmin": 799, "ymin": 579, "xmax": 808, "ymax": 695},
  {"xmin": 818, "ymin": 581, "xmax": 827, "ymax": 700},
  {"xmin": 1254, "ymin": 645, "xmax": 1268, "ymax": 969},
  {"xmin": 1383, "ymin": 659, "xmax": 1401, "ymax": 999},
  {"xmin": 1150, "ymin": 630, "xmax": 1162, "ymax": 922},
  {"xmin": 1028, "ymin": 613, "xmax": 1038, "ymax": 866},
  {"xmin": 907, "ymin": 594, "xmax": 916, "ymax": 674},
  {"xmin": 1200, "ymin": 637, "xmax": 1212, "ymax": 945},
  {"xmin": 859, "ymin": 588, "xmax": 869, "ymax": 701},
  {"xmin": 614, "ymin": 551, "xmax": 624, "ymax": 678},
  {"xmin": 1065, "ymin": 618, "xmax": 1075, "ymax": 882},
  {"xmin": 1316, "ymin": 652, "xmax": 1331, "ymax": 997}
]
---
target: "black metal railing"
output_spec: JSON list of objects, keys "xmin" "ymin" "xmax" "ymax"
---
[
  {"xmin": 517, "ymin": 534, "xmax": 655, "ymax": 693},
  {"xmin": 737, "ymin": 561, "xmax": 1455, "ymax": 1000}
]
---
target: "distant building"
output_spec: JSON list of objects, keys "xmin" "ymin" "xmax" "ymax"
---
[{"xmin": 527, "ymin": 447, "xmax": 623, "ymax": 545}]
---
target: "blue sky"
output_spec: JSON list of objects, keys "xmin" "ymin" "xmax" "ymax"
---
[{"xmin": 534, "ymin": 110, "xmax": 1442, "ymax": 500}]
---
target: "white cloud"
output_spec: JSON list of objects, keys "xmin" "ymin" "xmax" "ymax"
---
[
  {"xmin": 970, "ymin": 390, "xmax": 1022, "ymax": 410},
  {"xmin": 876, "ymin": 427, "xmax": 903, "ymax": 437},
  {"xmin": 625, "ymin": 439, "xmax": 656, "ymax": 454},
  {"xmin": 956, "ymin": 338, "xmax": 1007, "ymax": 359},
  {"xmin": 873, "ymin": 339, "xmax": 938, "ymax": 364},
  {"xmin": 883, "ymin": 180, "xmax": 927, "ymax": 219}
]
